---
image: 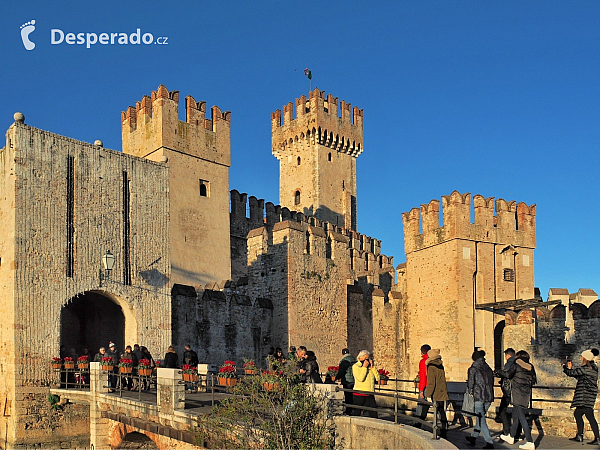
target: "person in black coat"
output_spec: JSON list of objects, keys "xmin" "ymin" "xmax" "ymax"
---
[
  {"xmin": 495, "ymin": 348, "xmax": 522, "ymax": 438},
  {"xmin": 498, "ymin": 350, "xmax": 536, "ymax": 450},
  {"xmin": 163, "ymin": 346, "xmax": 179, "ymax": 368},
  {"xmin": 183, "ymin": 345, "xmax": 199, "ymax": 366},
  {"xmin": 563, "ymin": 350, "xmax": 599, "ymax": 444},
  {"xmin": 466, "ymin": 350, "xmax": 494, "ymax": 449},
  {"xmin": 303, "ymin": 351, "xmax": 322, "ymax": 383}
]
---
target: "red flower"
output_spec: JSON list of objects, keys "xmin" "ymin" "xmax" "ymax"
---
[
  {"xmin": 378, "ymin": 368, "xmax": 390, "ymax": 379},
  {"xmin": 102, "ymin": 356, "xmax": 114, "ymax": 363},
  {"xmin": 64, "ymin": 357, "xmax": 74, "ymax": 362},
  {"xmin": 77, "ymin": 355, "xmax": 89, "ymax": 362},
  {"xmin": 52, "ymin": 357, "xmax": 62, "ymax": 362}
]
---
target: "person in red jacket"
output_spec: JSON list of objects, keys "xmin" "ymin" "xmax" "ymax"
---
[{"xmin": 414, "ymin": 344, "xmax": 431, "ymax": 428}]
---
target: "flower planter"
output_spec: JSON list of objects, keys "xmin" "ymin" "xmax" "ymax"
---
[
  {"xmin": 263, "ymin": 382, "xmax": 282, "ymax": 392},
  {"xmin": 218, "ymin": 377, "xmax": 237, "ymax": 387},
  {"xmin": 378, "ymin": 379, "xmax": 388, "ymax": 385},
  {"xmin": 52, "ymin": 363, "xmax": 62, "ymax": 369},
  {"xmin": 78, "ymin": 363, "xmax": 89, "ymax": 370},
  {"xmin": 138, "ymin": 368, "xmax": 153, "ymax": 376},
  {"xmin": 102, "ymin": 365, "xmax": 114, "ymax": 371},
  {"xmin": 245, "ymin": 369, "xmax": 257, "ymax": 375},
  {"xmin": 186, "ymin": 374, "xmax": 199, "ymax": 382},
  {"xmin": 119, "ymin": 367, "xmax": 133, "ymax": 374},
  {"xmin": 63, "ymin": 363, "xmax": 75, "ymax": 370}
]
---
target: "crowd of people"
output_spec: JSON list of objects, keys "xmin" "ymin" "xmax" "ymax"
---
[
  {"xmin": 63, "ymin": 340, "xmax": 599, "ymax": 447},
  {"xmin": 61, "ymin": 342, "xmax": 200, "ymax": 391},
  {"xmin": 414, "ymin": 344, "xmax": 600, "ymax": 449},
  {"xmin": 266, "ymin": 345, "xmax": 381, "ymax": 419}
]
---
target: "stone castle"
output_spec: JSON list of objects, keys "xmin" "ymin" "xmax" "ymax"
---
[{"xmin": 0, "ymin": 85, "xmax": 597, "ymax": 447}]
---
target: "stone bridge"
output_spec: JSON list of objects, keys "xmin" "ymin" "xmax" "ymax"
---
[
  {"xmin": 53, "ymin": 363, "xmax": 205, "ymax": 449},
  {"xmin": 52, "ymin": 363, "xmax": 455, "ymax": 450}
]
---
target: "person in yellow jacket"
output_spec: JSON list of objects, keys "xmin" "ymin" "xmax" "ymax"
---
[{"xmin": 352, "ymin": 350, "xmax": 380, "ymax": 418}]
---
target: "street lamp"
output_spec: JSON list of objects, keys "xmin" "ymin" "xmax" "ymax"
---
[
  {"xmin": 99, "ymin": 250, "xmax": 116, "ymax": 286},
  {"xmin": 102, "ymin": 250, "xmax": 116, "ymax": 272}
]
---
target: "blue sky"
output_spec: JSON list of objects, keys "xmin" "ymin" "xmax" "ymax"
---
[{"xmin": 1, "ymin": 1, "xmax": 598, "ymax": 296}]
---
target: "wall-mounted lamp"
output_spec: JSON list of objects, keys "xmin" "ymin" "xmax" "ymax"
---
[{"xmin": 99, "ymin": 250, "xmax": 115, "ymax": 286}]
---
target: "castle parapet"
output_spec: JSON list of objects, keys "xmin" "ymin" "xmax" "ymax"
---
[
  {"xmin": 402, "ymin": 190, "xmax": 536, "ymax": 254},
  {"xmin": 271, "ymin": 88, "xmax": 363, "ymax": 160},
  {"xmin": 122, "ymin": 84, "xmax": 230, "ymax": 166},
  {"xmin": 231, "ymin": 190, "xmax": 393, "ymax": 272}
]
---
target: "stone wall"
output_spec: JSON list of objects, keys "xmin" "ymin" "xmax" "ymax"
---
[
  {"xmin": 504, "ymin": 300, "xmax": 600, "ymax": 387},
  {"xmin": 123, "ymin": 85, "xmax": 232, "ymax": 287},
  {"xmin": 171, "ymin": 284, "xmax": 274, "ymax": 368},
  {"xmin": 0, "ymin": 121, "xmax": 171, "ymax": 447},
  {"xmin": 400, "ymin": 191, "xmax": 537, "ymax": 381}
]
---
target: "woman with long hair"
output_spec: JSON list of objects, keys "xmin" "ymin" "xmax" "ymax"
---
[
  {"xmin": 562, "ymin": 350, "xmax": 599, "ymax": 444},
  {"xmin": 498, "ymin": 350, "xmax": 537, "ymax": 450}
]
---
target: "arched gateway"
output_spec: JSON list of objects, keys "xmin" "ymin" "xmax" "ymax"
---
[{"xmin": 61, "ymin": 291, "xmax": 129, "ymax": 356}]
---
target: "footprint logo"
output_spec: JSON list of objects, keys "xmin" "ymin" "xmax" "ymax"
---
[{"xmin": 20, "ymin": 20, "xmax": 36, "ymax": 50}]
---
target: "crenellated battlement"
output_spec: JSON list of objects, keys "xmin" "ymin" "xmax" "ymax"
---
[
  {"xmin": 402, "ymin": 190, "xmax": 536, "ymax": 253},
  {"xmin": 121, "ymin": 84, "xmax": 230, "ymax": 166},
  {"xmin": 271, "ymin": 88, "xmax": 363, "ymax": 160},
  {"xmin": 230, "ymin": 189, "xmax": 393, "ymax": 272}
]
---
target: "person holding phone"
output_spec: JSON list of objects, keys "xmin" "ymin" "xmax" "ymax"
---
[
  {"xmin": 562, "ymin": 350, "xmax": 599, "ymax": 444},
  {"xmin": 352, "ymin": 350, "xmax": 380, "ymax": 418}
]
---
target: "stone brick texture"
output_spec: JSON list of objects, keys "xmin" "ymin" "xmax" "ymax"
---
[{"xmin": 0, "ymin": 122, "xmax": 171, "ymax": 446}]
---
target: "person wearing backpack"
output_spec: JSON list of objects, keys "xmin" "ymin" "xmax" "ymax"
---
[{"xmin": 335, "ymin": 348, "xmax": 357, "ymax": 415}]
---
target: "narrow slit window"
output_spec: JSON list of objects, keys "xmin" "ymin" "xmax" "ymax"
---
[
  {"xmin": 200, "ymin": 179, "xmax": 210, "ymax": 197},
  {"xmin": 123, "ymin": 171, "xmax": 131, "ymax": 286},
  {"xmin": 66, "ymin": 156, "xmax": 75, "ymax": 277},
  {"xmin": 305, "ymin": 231, "xmax": 310, "ymax": 255},
  {"xmin": 295, "ymin": 190, "xmax": 301, "ymax": 205}
]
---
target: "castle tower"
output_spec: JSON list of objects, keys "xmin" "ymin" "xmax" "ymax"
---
[
  {"xmin": 401, "ymin": 191, "xmax": 536, "ymax": 380},
  {"xmin": 271, "ymin": 88, "xmax": 363, "ymax": 230},
  {"xmin": 122, "ymin": 85, "xmax": 232, "ymax": 287}
]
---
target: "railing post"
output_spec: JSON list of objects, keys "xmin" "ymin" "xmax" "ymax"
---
[
  {"xmin": 89, "ymin": 362, "xmax": 110, "ymax": 449},
  {"xmin": 157, "ymin": 368, "xmax": 185, "ymax": 413},
  {"xmin": 432, "ymin": 401, "xmax": 438, "ymax": 439},
  {"xmin": 394, "ymin": 392, "xmax": 399, "ymax": 424}
]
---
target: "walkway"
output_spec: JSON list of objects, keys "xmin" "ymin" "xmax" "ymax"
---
[{"xmin": 110, "ymin": 388, "xmax": 598, "ymax": 449}]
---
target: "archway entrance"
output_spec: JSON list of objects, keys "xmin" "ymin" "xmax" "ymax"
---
[
  {"xmin": 493, "ymin": 320, "xmax": 505, "ymax": 370},
  {"xmin": 117, "ymin": 432, "xmax": 158, "ymax": 449},
  {"xmin": 61, "ymin": 291, "xmax": 125, "ymax": 357}
]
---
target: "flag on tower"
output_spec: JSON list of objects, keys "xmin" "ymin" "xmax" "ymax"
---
[{"xmin": 304, "ymin": 68, "xmax": 312, "ymax": 80}]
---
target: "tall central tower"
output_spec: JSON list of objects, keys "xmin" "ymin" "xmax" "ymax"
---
[{"xmin": 271, "ymin": 88, "xmax": 363, "ymax": 230}]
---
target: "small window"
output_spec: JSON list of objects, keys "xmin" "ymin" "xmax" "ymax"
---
[
  {"xmin": 328, "ymin": 152, "xmax": 332, "ymax": 161},
  {"xmin": 297, "ymin": 156, "xmax": 301, "ymax": 166},
  {"xmin": 342, "ymin": 180, "xmax": 345, "ymax": 190},
  {"xmin": 294, "ymin": 190, "xmax": 301, "ymax": 205},
  {"xmin": 200, "ymin": 179, "xmax": 210, "ymax": 197},
  {"xmin": 503, "ymin": 268, "xmax": 515, "ymax": 282}
]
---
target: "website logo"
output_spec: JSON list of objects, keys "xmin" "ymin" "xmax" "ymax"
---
[
  {"xmin": 20, "ymin": 20, "xmax": 36, "ymax": 50},
  {"xmin": 51, "ymin": 28, "xmax": 168, "ymax": 49}
]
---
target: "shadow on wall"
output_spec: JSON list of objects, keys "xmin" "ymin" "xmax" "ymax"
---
[{"xmin": 138, "ymin": 268, "xmax": 169, "ymax": 289}]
